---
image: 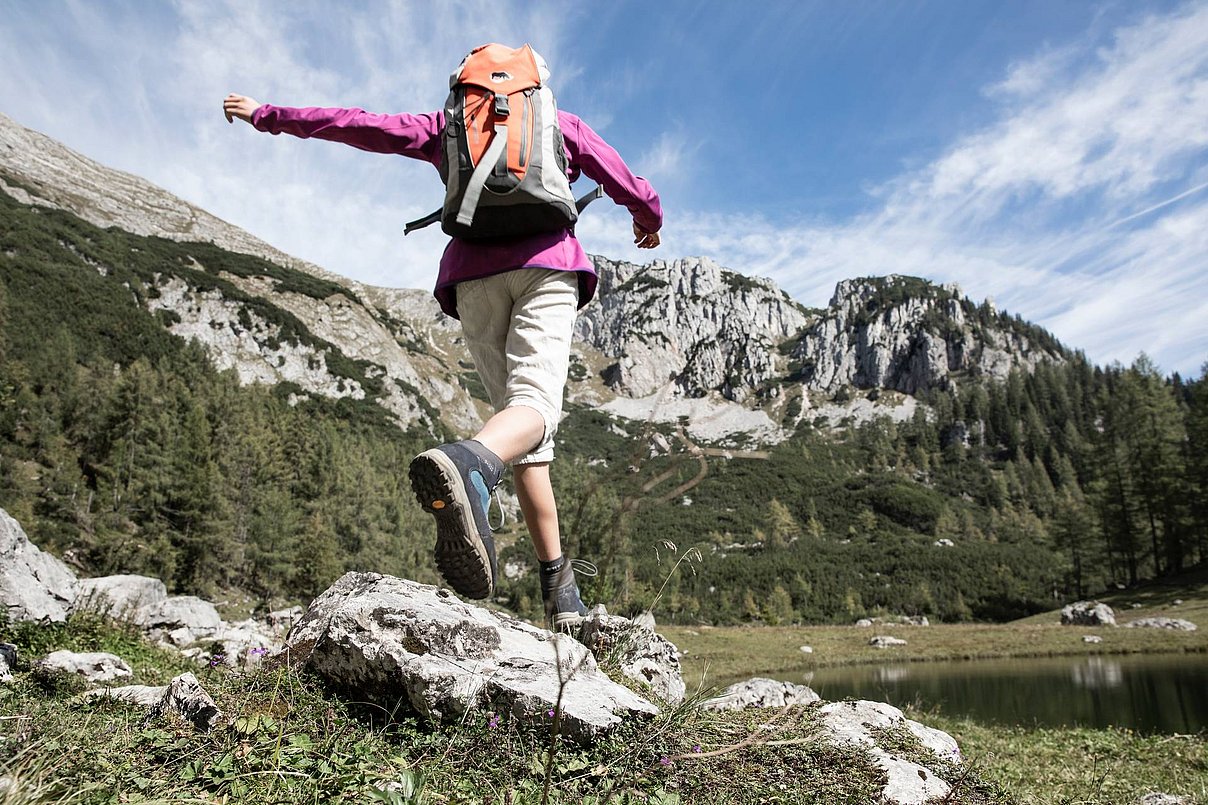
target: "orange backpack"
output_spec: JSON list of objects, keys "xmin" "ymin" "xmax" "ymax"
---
[{"xmin": 405, "ymin": 44, "xmax": 592, "ymax": 241}]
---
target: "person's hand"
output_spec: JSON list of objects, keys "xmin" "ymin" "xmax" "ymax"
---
[
  {"xmin": 223, "ymin": 93, "xmax": 261, "ymax": 124},
  {"xmin": 633, "ymin": 222, "xmax": 660, "ymax": 249}
]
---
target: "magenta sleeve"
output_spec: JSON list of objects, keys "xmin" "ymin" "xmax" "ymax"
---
[
  {"xmin": 251, "ymin": 104, "xmax": 444, "ymax": 164},
  {"xmin": 559, "ymin": 112, "xmax": 663, "ymax": 233}
]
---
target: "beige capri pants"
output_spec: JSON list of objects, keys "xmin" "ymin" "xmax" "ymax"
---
[{"xmin": 454, "ymin": 267, "xmax": 579, "ymax": 465}]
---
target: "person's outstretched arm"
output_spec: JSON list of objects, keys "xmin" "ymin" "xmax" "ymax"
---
[
  {"xmin": 222, "ymin": 93, "xmax": 441, "ymax": 162},
  {"xmin": 559, "ymin": 111, "xmax": 662, "ymax": 249}
]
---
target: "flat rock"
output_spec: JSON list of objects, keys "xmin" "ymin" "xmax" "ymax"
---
[
  {"xmin": 870, "ymin": 635, "xmax": 908, "ymax": 648},
  {"xmin": 84, "ymin": 684, "xmax": 169, "ymax": 707},
  {"xmin": 818, "ymin": 700, "xmax": 961, "ymax": 805},
  {"xmin": 1082, "ymin": 635, "xmax": 1103, "ymax": 643},
  {"xmin": 1137, "ymin": 794, "xmax": 1191, "ymax": 805},
  {"xmin": 1124, "ymin": 618, "xmax": 1196, "ymax": 631},
  {"xmin": 74, "ymin": 574, "xmax": 167, "ymax": 620},
  {"xmin": 39, "ymin": 650, "xmax": 132, "ymax": 683},
  {"xmin": 285, "ymin": 572, "xmax": 658, "ymax": 744},
  {"xmin": 0, "ymin": 508, "xmax": 77, "ymax": 623},
  {"xmin": 700, "ymin": 677, "xmax": 820, "ymax": 711}
]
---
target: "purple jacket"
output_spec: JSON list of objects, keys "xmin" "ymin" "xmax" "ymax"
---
[{"xmin": 251, "ymin": 104, "xmax": 663, "ymax": 318}]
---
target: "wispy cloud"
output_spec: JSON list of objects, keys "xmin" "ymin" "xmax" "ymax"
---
[{"xmin": 649, "ymin": 3, "xmax": 1208, "ymax": 375}]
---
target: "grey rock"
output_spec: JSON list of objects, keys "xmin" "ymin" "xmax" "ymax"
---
[
  {"xmin": 870, "ymin": 635, "xmax": 908, "ymax": 648},
  {"xmin": 0, "ymin": 508, "xmax": 77, "ymax": 623},
  {"xmin": 579, "ymin": 610, "xmax": 685, "ymax": 704},
  {"xmin": 0, "ymin": 642, "xmax": 16, "ymax": 682},
  {"xmin": 1061, "ymin": 601, "xmax": 1117, "ymax": 627},
  {"xmin": 73, "ymin": 574, "xmax": 167, "ymax": 620},
  {"xmin": 1124, "ymin": 617, "xmax": 1197, "ymax": 631},
  {"xmin": 138, "ymin": 595, "xmax": 222, "ymax": 633},
  {"xmin": 1137, "ymin": 794, "xmax": 1191, "ymax": 805},
  {"xmin": 817, "ymin": 699, "xmax": 961, "ymax": 805},
  {"xmin": 1082, "ymin": 635, "xmax": 1104, "ymax": 643},
  {"xmin": 897, "ymin": 615, "xmax": 929, "ymax": 626},
  {"xmin": 285, "ymin": 572, "xmax": 657, "ymax": 744},
  {"xmin": 576, "ymin": 257, "xmax": 810, "ymax": 401},
  {"xmin": 795, "ymin": 276, "xmax": 1062, "ymax": 395},
  {"xmin": 700, "ymin": 677, "xmax": 821, "ymax": 711},
  {"xmin": 150, "ymin": 672, "xmax": 222, "ymax": 731},
  {"xmin": 855, "ymin": 618, "xmax": 875, "ymax": 628},
  {"xmin": 84, "ymin": 684, "xmax": 168, "ymax": 707},
  {"xmin": 39, "ymin": 650, "xmax": 132, "ymax": 683},
  {"xmin": 799, "ymin": 645, "xmax": 814, "ymax": 654}
]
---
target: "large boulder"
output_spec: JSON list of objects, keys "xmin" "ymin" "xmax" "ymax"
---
[
  {"xmin": 74, "ymin": 574, "xmax": 167, "ymax": 620},
  {"xmin": 0, "ymin": 508, "xmax": 77, "ymax": 622},
  {"xmin": 700, "ymin": 677, "xmax": 820, "ymax": 711},
  {"xmin": 870, "ymin": 635, "xmax": 908, "ymax": 648},
  {"xmin": 1061, "ymin": 601, "xmax": 1117, "ymax": 626},
  {"xmin": 579, "ymin": 608, "xmax": 685, "ymax": 704},
  {"xmin": 39, "ymin": 650, "xmax": 132, "ymax": 683},
  {"xmin": 818, "ymin": 700, "xmax": 962, "ymax": 805},
  {"xmin": 284, "ymin": 573, "xmax": 657, "ymax": 744}
]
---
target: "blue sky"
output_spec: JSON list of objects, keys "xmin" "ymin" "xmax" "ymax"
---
[{"xmin": 1, "ymin": 1, "xmax": 1206, "ymax": 376}]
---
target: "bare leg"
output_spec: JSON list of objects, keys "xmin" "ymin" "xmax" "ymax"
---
[
  {"xmin": 472, "ymin": 405, "xmax": 544, "ymax": 464},
  {"xmin": 472, "ymin": 405, "xmax": 562, "ymax": 561},
  {"xmin": 513, "ymin": 463, "xmax": 562, "ymax": 562}
]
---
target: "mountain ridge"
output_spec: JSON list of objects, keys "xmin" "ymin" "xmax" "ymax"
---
[{"xmin": 1, "ymin": 110, "xmax": 1068, "ymax": 445}]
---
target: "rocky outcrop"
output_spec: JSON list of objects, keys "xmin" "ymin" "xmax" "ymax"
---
[
  {"xmin": 579, "ymin": 609, "xmax": 685, "ymax": 704},
  {"xmin": 284, "ymin": 572, "xmax": 658, "ymax": 744},
  {"xmin": 818, "ymin": 700, "xmax": 961, "ymax": 805},
  {"xmin": 1061, "ymin": 601, "xmax": 1117, "ymax": 626},
  {"xmin": 794, "ymin": 276, "xmax": 1064, "ymax": 394},
  {"xmin": 700, "ymin": 677, "xmax": 820, "ymax": 711},
  {"xmin": 0, "ymin": 508, "xmax": 77, "ymax": 623},
  {"xmin": 577, "ymin": 257, "xmax": 811, "ymax": 401}
]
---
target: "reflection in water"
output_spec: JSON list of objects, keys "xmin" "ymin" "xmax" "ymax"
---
[
  {"xmin": 801, "ymin": 654, "xmax": 1208, "ymax": 734},
  {"xmin": 874, "ymin": 666, "xmax": 913, "ymax": 684},
  {"xmin": 1071, "ymin": 657, "xmax": 1123, "ymax": 689}
]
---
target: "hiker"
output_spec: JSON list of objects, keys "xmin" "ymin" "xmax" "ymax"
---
[{"xmin": 223, "ymin": 43, "xmax": 662, "ymax": 628}]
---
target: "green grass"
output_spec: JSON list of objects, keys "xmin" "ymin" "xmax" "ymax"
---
[
  {"xmin": 0, "ymin": 614, "xmax": 1010, "ymax": 804},
  {"xmin": 920, "ymin": 712, "xmax": 1208, "ymax": 805}
]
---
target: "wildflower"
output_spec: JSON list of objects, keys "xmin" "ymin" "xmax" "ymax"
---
[
  {"xmin": 659, "ymin": 756, "xmax": 672, "ymax": 766},
  {"xmin": 692, "ymin": 745, "xmax": 702, "ymax": 753},
  {"xmin": 487, "ymin": 712, "xmax": 500, "ymax": 729},
  {"xmin": 248, "ymin": 647, "xmax": 268, "ymax": 656},
  {"xmin": 547, "ymin": 708, "xmax": 556, "ymax": 718},
  {"xmin": 208, "ymin": 654, "xmax": 226, "ymax": 667}
]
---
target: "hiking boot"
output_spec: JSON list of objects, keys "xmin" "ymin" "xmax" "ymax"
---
[
  {"xmin": 541, "ymin": 558, "xmax": 592, "ymax": 630},
  {"xmin": 408, "ymin": 440, "xmax": 504, "ymax": 600}
]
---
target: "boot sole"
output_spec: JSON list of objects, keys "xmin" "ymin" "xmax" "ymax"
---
[{"xmin": 409, "ymin": 450, "xmax": 494, "ymax": 599}]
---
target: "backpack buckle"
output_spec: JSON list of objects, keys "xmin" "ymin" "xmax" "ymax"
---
[{"xmin": 493, "ymin": 93, "xmax": 510, "ymax": 118}]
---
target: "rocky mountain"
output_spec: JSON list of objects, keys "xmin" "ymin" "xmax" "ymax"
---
[{"xmin": 0, "ymin": 112, "xmax": 1068, "ymax": 445}]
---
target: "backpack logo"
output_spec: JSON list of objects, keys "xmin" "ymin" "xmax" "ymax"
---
[{"xmin": 490, "ymin": 71, "xmax": 512, "ymax": 83}]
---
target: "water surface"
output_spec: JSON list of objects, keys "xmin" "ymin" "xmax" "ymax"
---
[{"xmin": 796, "ymin": 653, "xmax": 1208, "ymax": 734}]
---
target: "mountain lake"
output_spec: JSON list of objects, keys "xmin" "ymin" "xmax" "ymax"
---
[{"xmin": 793, "ymin": 653, "xmax": 1208, "ymax": 734}]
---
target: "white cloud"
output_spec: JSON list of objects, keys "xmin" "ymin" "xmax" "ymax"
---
[{"xmin": 641, "ymin": 3, "xmax": 1208, "ymax": 376}]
